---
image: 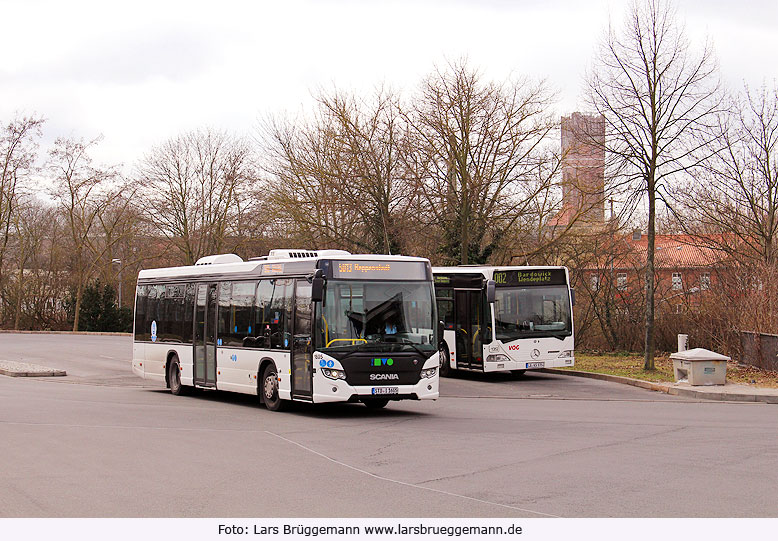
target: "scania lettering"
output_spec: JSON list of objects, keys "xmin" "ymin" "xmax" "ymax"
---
[
  {"xmin": 370, "ymin": 373, "xmax": 400, "ymax": 381},
  {"xmin": 433, "ymin": 265, "xmax": 574, "ymax": 376},
  {"xmin": 132, "ymin": 250, "xmax": 440, "ymax": 410}
]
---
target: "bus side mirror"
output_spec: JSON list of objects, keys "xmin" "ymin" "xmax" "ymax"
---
[
  {"xmin": 486, "ymin": 280, "xmax": 496, "ymax": 304},
  {"xmin": 311, "ymin": 270, "xmax": 324, "ymax": 303},
  {"xmin": 438, "ymin": 320, "xmax": 445, "ymax": 345},
  {"xmin": 570, "ymin": 288, "xmax": 575, "ymax": 307}
]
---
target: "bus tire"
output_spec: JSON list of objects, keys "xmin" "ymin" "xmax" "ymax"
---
[
  {"xmin": 362, "ymin": 398, "xmax": 389, "ymax": 409},
  {"xmin": 168, "ymin": 356, "xmax": 187, "ymax": 395},
  {"xmin": 261, "ymin": 363, "xmax": 287, "ymax": 412},
  {"xmin": 438, "ymin": 345, "xmax": 451, "ymax": 377}
]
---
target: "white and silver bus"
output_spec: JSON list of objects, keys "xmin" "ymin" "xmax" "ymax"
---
[
  {"xmin": 433, "ymin": 266, "xmax": 574, "ymax": 376},
  {"xmin": 132, "ymin": 250, "xmax": 440, "ymax": 410}
]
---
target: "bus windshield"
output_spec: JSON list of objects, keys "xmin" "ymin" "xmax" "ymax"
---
[
  {"xmin": 317, "ymin": 280, "xmax": 436, "ymax": 353},
  {"xmin": 494, "ymin": 285, "xmax": 572, "ymax": 341}
]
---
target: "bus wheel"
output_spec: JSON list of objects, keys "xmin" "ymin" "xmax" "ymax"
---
[
  {"xmin": 362, "ymin": 398, "xmax": 389, "ymax": 409},
  {"xmin": 168, "ymin": 357, "xmax": 186, "ymax": 395},
  {"xmin": 438, "ymin": 346, "xmax": 451, "ymax": 377},
  {"xmin": 262, "ymin": 363, "xmax": 287, "ymax": 412},
  {"xmin": 511, "ymin": 369, "xmax": 526, "ymax": 378}
]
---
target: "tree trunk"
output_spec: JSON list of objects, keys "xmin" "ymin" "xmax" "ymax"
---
[
  {"xmin": 13, "ymin": 259, "xmax": 24, "ymax": 330},
  {"xmin": 72, "ymin": 281, "xmax": 83, "ymax": 332},
  {"xmin": 644, "ymin": 172, "xmax": 656, "ymax": 371}
]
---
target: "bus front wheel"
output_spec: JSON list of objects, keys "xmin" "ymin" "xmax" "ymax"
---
[
  {"xmin": 262, "ymin": 363, "xmax": 287, "ymax": 412},
  {"xmin": 438, "ymin": 346, "xmax": 451, "ymax": 377}
]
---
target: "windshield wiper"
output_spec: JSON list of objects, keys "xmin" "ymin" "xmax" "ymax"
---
[
  {"xmin": 334, "ymin": 341, "xmax": 373, "ymax": 362},
  {"xmin": 372, "ymin": 337, "xmax": 432, "ymax": 358},
  {"xmin": 397, "ymin": 340, "xmax": 429, "ymax": 358}
]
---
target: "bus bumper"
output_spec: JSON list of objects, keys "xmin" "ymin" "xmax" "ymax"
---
[
  {"xmin": 483, "ymin": 356, "xmax": 575, "ymax": 372},
  {"xmin": 312, "ymin": 375, "xmax": 439, "ymax": 404}
]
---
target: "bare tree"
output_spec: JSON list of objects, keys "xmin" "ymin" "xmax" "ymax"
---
[
  {"xmin": 405, "ymin": 59, "xmax": 558, "ymax": 265},
  {"xmin": 9, "ymin": 198, "xmax": 55, "ymax": 329},
  {"xmin": 261, "ymin": 87, "xmax": 414, "ymax": 254},
  {"xmin": 678, "ymin": 84, "xmax": 778, "ymax": 266},
  {"xmin": 48, "ymin": 137, "xmax": 129, "ymax": 331},
  {"xmin": 138, "ymin": 128, "xmax": 257, "ymax": 265},
  {"xmin": 0, "ymin": 115, "xmax": 44, "ymax": 307},
  {"xmin": 586, "ymin": 0, "xmax": 720, "ymax": 369}
]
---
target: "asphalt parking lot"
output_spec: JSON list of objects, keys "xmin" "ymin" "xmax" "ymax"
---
[{"xmin": 1, "ymin": 334, "xmax": 777, "ymax": 517}]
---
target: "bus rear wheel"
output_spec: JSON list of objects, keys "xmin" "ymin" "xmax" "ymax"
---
[
  {"xmin": 168, "ymin": 357, "xmax": 187, "ymax": 395},
  {"xmin": 362, "ymin": 398, "xmax": 389, "ymax": 409},
  {"xmin": 262, "ymin": 363, "xmax": 287, "ymax": 412}
]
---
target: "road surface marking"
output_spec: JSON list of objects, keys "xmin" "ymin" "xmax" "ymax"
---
[{"xmin": 265, "ymin": 430, "xmax": 561, "ymax": 518}]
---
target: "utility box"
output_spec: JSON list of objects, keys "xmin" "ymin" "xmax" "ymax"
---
[{"xmin": 670, "ymin": 348, "xmax": 730, "ymax": 386}]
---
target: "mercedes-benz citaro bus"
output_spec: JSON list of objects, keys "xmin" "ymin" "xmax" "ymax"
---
[
  {"xmin": 132, "ymin": 250, "xmax": 440, "ymax": 411},
  {"xmin": 433, "ymin": 266, "xmax": 574, "ymax": 376}
]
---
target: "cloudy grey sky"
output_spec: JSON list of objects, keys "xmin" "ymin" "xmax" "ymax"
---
[{"xmin": 2, "ymin": 0, "xmax": 776, "ymax": 171}]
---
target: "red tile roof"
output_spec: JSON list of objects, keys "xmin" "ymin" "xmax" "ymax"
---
[
  {"xmin": 583, "ymin": 233, "xmax": 730, "ymax": 271},
  {"xmin": 626, "ymin": 234, "xmax": 727, "ymax": 269}
]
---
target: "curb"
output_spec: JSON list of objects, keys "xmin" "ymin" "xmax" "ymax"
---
[
  {"xmin": 540, "ymin": 368, "xmax": 778, "ymax": 404},
  {"xmin": 0, "ymin": 368, "xmax": 67, "ymax": 377},
  {"xmin": 0, "ymin": 360, "xmax": 67, "ymax": 378},
  {"xmin": 0, "ymin": 330, "xmax": 131, "ymax": 336}
]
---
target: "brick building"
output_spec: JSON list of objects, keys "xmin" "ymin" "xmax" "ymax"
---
[
  {"xmin": 548, "ymin": 112, "xmax": 606, "ymax": 231},
  {"xmin": 586, "ymin": 230, "xmax": 728, "ymax": 311}
]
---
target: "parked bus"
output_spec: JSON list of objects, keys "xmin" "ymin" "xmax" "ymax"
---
[
  {"xmin": 132, "ymin": 250, "xmax": 440, "ymax": 410},
  {"xmin": 433, "ymin": 266, "xmax": 574, "ymax": 376}
]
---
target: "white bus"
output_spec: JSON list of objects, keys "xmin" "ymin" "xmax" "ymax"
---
[
  {"xmin": 433, "ymin": 266, "xmax": 574, "ymax": 376},
  {"xmin": 132, "ymin": 250, "xmax": 440, "ymax": 410}
]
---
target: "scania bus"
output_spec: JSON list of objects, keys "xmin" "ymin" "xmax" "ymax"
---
[
  {"xmin": 433, "ymin": 266, "xmax": 574, "ymax": 376},
  {"xmin": 132, "ymin": 250, "xmax": 440, "ymax": 410}
]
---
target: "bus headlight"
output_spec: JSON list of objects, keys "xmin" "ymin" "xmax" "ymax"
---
[
  {"xmin": 321, "ymin": 368, "xmax": 346, "ymax": 380},
  {"xmin": 558, "ymin": 350, "xmax": 573, "ymax": 358},
  {"xmin": 486, "ymin": 354, "xmax": 510, "ymax": 363},
  {"xmin": 420, "ymin": 367, "xmax": 437, "ymax": 379}
]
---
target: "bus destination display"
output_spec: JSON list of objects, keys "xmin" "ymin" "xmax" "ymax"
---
[
  {"xmin": 331, "ymin": 260, "xmax": 428, "ymax": 280},
  {"xmin": 494, "ymin": 268, "xmax": 567, "ymax": 287}
]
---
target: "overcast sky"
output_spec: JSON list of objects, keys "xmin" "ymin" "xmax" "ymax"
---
[{"xmin": 2, "ymin": 0, "xmax": 776, "ymax": 172}]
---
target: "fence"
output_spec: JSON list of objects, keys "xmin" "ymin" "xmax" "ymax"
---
[{"xmin": 739, "ymin": 331, "xmax": 778, "ymax": 371}]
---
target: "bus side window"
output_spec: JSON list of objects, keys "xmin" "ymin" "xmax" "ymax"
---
[
  {"xmin": 268, "ymin": 279, "xmax": 293, "ymax": 350},
  {"xmin": 183, "ymin": 283, "xmax": 195, "ymax": 343},
  {"xmin": 252, "ymin": 280, "xmax": 273, "ymax": 349},
  {"xmin": 435, "ymin": 288, "xmax": 455, "ymax": 330},
  {"xmin": 146, "ymin": 285, "xmax": 162, "ymax": 340},
  {"xmin": 161, "ymin": 283, "xmax": 185, "ymax": 342},
  {"xmin": 228, "ymin": 281, "xmax": 255, "ymax": 347},
  {"xmin": 134, "ymin": 285, "xmax": 149, "ymax": 341},
  {"xmin": 218, "ymin": 282, "xmax": 232, "ymax": 339}
]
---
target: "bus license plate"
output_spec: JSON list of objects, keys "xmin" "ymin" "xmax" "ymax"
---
[
  {"xmin": 527, "ymin": 362, "xmax": 545, "ymax": 369},
  {"xmin": 372, "ymin": 387, "xmax": 398, "ymax": 395}
]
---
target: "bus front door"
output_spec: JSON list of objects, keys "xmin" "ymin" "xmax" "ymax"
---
[
  {"xmin": 292, "ymin": 280, "xmax": 313, "ymax": 399},
  {"xmin": 454, "ymin": 289, "xmax": 485, "ymax": 370},
  {"xmin": 194, "ymin": 283, "xmax": 218, "ymax": 387}
]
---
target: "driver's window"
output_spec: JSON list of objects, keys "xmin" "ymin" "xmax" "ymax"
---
[
  {"xmin": 253, "ymin": 279, "xmax": 292, "ymax": 350},
  {"xmin": 331, "ymin": 283, "xmax": 363, "ymax": 340}
]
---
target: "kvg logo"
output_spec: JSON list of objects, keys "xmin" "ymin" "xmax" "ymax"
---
[{"xmin": 372, "ymin": 358, "xmax": 394, "ymax": 367}]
